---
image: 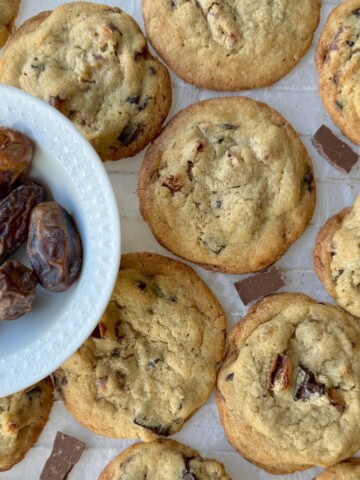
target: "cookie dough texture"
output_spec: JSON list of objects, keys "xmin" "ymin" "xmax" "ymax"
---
[
  {"xmin": 316, "ymin": 0, "xmax": 360, "ymax": 145},
  {"xmin": 0, "ymin": 377, "xmax": 54, "ymax": 471},
  {"xmin": 54, "ymin": 253, "xmax": 226, "ymax": 441},
  {"xmin": 314, "ymin": 196, "xmax": 360, "ymax": 317},
  {"xmin": 217, "ymin": 293, "xmax": 360, "ymax": 474},
  {"xmin": 0, "ymin": 2, "xmax": 172, "ymax": 161},
  {"xmin": 142, "ymin": 0, "xmax": 321, "ymax": 90},
  {"xmin": 138, "ymin": 97, "xmax": 316, "ymax": 274},
  {"xmin": 0, "ymin": 0, "xmax": 20, "ymax": 48},
  {"xmin": 99, "ymin": 439, "xmax": 231, "ymax": 480},
  {"xmin": 315, "ymin": 459, "xmax": 360, "ymax": 480}
]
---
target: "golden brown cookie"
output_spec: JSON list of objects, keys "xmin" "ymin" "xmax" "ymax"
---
[
  {"xmin": 138, "ymin": 97, "xmax": 316, "ymax": 274},
  {"xmin": 0, "ymin": 2, "xmax": 172, "ymax": 161},
  {"xmin": 316, "ymin": 0, "xmax": 360, "ymax": 145},
  {"xmin": 142, "ymin": 0, "xmax": 321, "ymax": 90},
  {"xmin": 314, "ymin": 196, "xmax": 360, "ymax": 317},
  {"xmin": 54, "ymin": 253, "xmax": 226, "ymax": 441},
  {"xmin": 217, "ymin": 293, "xmax": 360, "ymax": 474},
  {"xmin": 0, "ymin": 0, "xmax": 20, "ymax": 48},
  {"xmin": 315, "ymin": 459, "xmax": 360, "ymax": 479},
  {"xmin": 0, "ymin": 377, "xmax": 54, "ymax": 471},
  {"xmin": 99, "ymin": 439, "xmax": 232, "ymax": 479}
]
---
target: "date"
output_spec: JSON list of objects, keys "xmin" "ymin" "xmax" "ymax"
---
[
  {"xmin": 0, "ymin": 128, "xmax": 33, "ymax": 199},
  {"xmin": 0, "ymin": 182, "xmax": 46, "ymax": 264},
  {"xmin": 27, "ymin": 202, "xmax": 82, "ymax": 292},
  {"xmin": 0, "ymin": 260, "xmax": 37, "ymax": 320}
]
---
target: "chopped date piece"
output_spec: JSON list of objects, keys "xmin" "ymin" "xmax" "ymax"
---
[
  {"xmin": 294, "ymin": 365, "xmax": 325, "ymax": 401},
  {"xmin": 27, "ymin": 202, "xmax": 82, "ymax": 292},
  {"xmin": 161, "ymin": 175, "xmax": 182, "ymax": 194},
  {"xmin": 133, "ymin": 417, "xmax": 171, "ymax": 436},
  {"xmin": 0, "ymin": 128, "xmax": 33, "ymax": 199},
  {"xmin": 0, "ymin": 260, "xmax": 37, "ymax": 321},
  {"xmin": 40, "ymin": 432, "xmax": 85, "ymax": 480},
  {"xmin": 267, "ymin": 353, "xmax": 291, "ymax": 392},
  {"xmin": 0, "ymin": 182, "xmax": 46, "ymax": 264}
]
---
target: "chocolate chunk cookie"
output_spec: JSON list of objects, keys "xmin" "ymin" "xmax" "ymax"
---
[
  {"xmin": 316, "ymin": 0, "xmax": 360, "ymax": 145},
  {"xmin": 138, "ymin": 97, "xmax": 316, "ymax": 274},
  {"xmin": 314, "ymin": 196, "xmax": 360, "ymax": 317},
  {"xmin": 142, "ymin": 0, "xmax": 321, "ymax": 90},
  {"xmin": 53, "ymin": 253, "xmax": 226, "ymax": 441},
  {"xmin": 217, "ymin": 293, "xmax": 360, "ymax": 474},
  {"xmin": 315, "ymin": 459, "xmax": 360, "ymax": 480},
  {"xmin": 0, "ymin": 377, "xmax": 54, "ymax": 471},
  {"xmin": 0, "ymin": 3, "xmax": 172, "ymax": 160},
  {"xmin": 0, "ymin": 0, "xmax": 20, "ymax": 48},
  {"xmin": 99, "ymin": 439, "xmax": 231, "ymax": 479}
]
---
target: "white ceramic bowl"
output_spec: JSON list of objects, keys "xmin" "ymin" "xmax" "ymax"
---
[{"xmin": 0, "ymin": 85, "xmax": 121, "ymax": 397}]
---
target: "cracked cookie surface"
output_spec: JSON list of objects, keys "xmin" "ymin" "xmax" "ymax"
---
[
  {"xmin": 99, "ymin": 439, "xmax": 231, "ymax": 479},
  {"xmin": 142, "ymin": 0, "xmax": 321, "ymax": 90},
  {"xmin": 316, "ymin": 0, "xmax": 360, "ymax": 145},
  {"xmin": 0, "ymin": 377, "xmax": 54, "ymax": 471},
  {"xmin": 53, "ymin": 253, "xmax": 226, "ymax": 441},
  {"xmin": 314, "ymin": 196, "xmax": 360, "ymax": 318},
  {"xmin": 315, "ymin": 458, "xmax": 360, "ymax": 480},
  {"xmin": 0, "ymin": 2, "xmax": 172, "ymax": 160},
  {"xmin": 0, "ymin": 0, "xmax": 20, "ymax": 48},
  {"xmin": 138, "ymin": 97, "xmax": 316, "ymax": 274},
  {"xmin": 217, "ymin": 293, "xmax": 360, "ymax": 474}
]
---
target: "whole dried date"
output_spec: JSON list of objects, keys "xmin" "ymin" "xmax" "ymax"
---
[
  {"xmin": 0, "ymin": 128, "xmax": 33, "ymax": 199},
  {"xmin": 0, "ymin": 182, "xmax": 46, "ymax": 264},
  {"xmin": 27, "ymin": 202, "xmax": 82, "ymax": 292},
  {"xmin": 0, "ymin": 260, "xmax": 37, "ymax": 320}
]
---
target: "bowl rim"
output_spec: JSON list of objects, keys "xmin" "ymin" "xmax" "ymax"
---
[{"xmin": 0, "ymin": 85, "xmax": 121, "ymax": 397}]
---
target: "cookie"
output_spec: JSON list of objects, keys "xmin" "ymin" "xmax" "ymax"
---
[
  {"xmin": 98, "ymin": 439, "xmax": 231, "ymax": 479},
  {"xmin": 138, "ymin": 97, "xmax": 316, "ymax": 274},
  {"xmin": 53, "ymin": 252, "xmax": 226, "ymax": 441},
  {"xmin": 0, "ymin": 377, "xmax": 54, "ymax": 471},
  {"xmin": 0, "ymin": 0, "xmax": 20, "ymax": 48},
  {"xmin": 142, "ymin": 0, "xmax": 321, "ymax": 91},
  {"xmin": 217, "ymin": 293, "xmax": 360, "ymax": 474},
  {"xmin": 316, "ymin": 0, "xmax": 360, "ymax": 145},
  {"xmin": 0, "ymin": 2, "xmax": 172, "ymax": 161},
  {"xmin": 315, "ymin": 459, "xmax": 360, "ymax": 480}
]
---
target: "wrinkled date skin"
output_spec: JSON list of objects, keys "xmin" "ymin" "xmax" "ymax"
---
[
  {"xmin": 27, "ymin": 202, "xmax": 82, "ymax": 292},
  {"xmin": 0, "ymin": 182, "xmax": 46, "ymax": 264},
  {"xmin": 0, "ymin": 260, "xmax": 37, "ymax": 320},
  {"xmin": 0, "ymin": 128, "xmax": 33, "ymax": 199}
]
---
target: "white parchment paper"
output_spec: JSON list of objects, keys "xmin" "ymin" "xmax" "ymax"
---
[{"xmin": 1, "ymin": 1, "xmax": 360, "ymax": 479}]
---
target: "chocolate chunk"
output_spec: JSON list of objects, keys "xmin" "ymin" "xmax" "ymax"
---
[
  {"xmin": 161, "ymin": 175, "xmax": 182, "ymax": 194},
  {"xmin": 312, "ymin": 125, "xmax": 359, "ymax": 174},
  {"xmin": 133, "ymin": 418, "xmax": 171, "ymax": 436},
  {"xmin": 126, "ymin": 95, "xmax": 141, "ymax": 105},
  {"xmin": 225, "ymin": 373, "xmax": 234, "ymax": 381},
  {"xmin": 136, "ymin": 280, "xmax": 147, "ymax": 291},
  {"xmin": 268, "ymin": 353, "xmax": 291, "ymax": 392},
  {"xmin": 294, "ymin": 365, "xmax": 325, "ymax": 401},
  {"xmin": 234, "ymin": 266, "xmax": 284, "ymax": 305},
  {"xmin": 40, "ymin": 432, "xmax": 85, "ymax": 480},
  {"xmin": 118, "ymin": 124, "xmax": 141, "ymax": 146},
  {"xmin": 346, "ymin": 40, "xmax": 355, "ymax": 47}
]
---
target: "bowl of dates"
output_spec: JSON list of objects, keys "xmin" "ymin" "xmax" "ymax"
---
[{"xmin": 0, "ymin": 85, "xmax": 121, "ymax": 396}]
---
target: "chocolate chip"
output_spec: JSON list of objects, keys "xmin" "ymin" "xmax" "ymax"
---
[
  {"xmin": 312, "ymin": 125, "xmax": 359, "ymax": 174},
  {"xmin": 40, "ymin": 432, "xmax": 85, "ymax": 480},
  {"xmin": 161, "ymin": 175, "xmax": 182, "ymax": 194},
  {"xmin": 118, "ymin": 124, "xmax": 141, "ymax": 146},
  {"xmin": 234, "ymin": 266, "xmax": 285, "ymax": 305},
  {"xmin": 170, "ymin": 294, "xmax": 177, "ymax": 303},
  {"xmin": 133, "ymin": 418, "xmax": 171, "ymax": 436},
  {"xmin": 91, "ymin": 325, "xmax": 101, "ymax": 338},
  {"xmin": 107, "ymin": 22, "xmax": 121, "ymax": 34},
  {"xmin": 218, "ymin": 137, "xmax": 224, "ymax": 144},
  {"xmin": 136, "ymin": 280, "xmax": 147, "ymax": 291},
  {"xmin": 202, "ymin": 239, "xmax": 226, "ymax": 255},
  {"xmin": 134, "ymin": 47, "xmax": 148, "ymax": 62},
  {"xmin": 304, "ymin": 166, "xmax": 314, "ymax": 192},
  {"xmin": 346, "ymin": 40, "xmax": 355, "ymax": 47},
  {"xmin": 215, "ymin": 200, "xmax": 222, "ymax": 208},
  {"xmin": 352, "ymin": 8, "xmax": 360, "ymax": 16},
  {"xmin": 169, "ymin": 0, "xmax": 176, "ymax": 8},
  {"xmin": 333, "ymin": 269, "xmax": 344, "ymax": 284},
  {"xmin": 268, "ymin": 353, "xmax": 291, "ymax": 393},
  {"xmin": 225, "ymin": 373, "xmax": 234, "ymax": 381},
  {"xmin": 148, "ymin": 359, "xmax": 160, "ymax": 368},
  {"xmin": 197, "ymin": 143, "xmax": 204, "ymax": 152},
  {"xmin": 26, "ymin": 386, "xmax": 41, "ymax": 398},
  {"xmin": 126, "ymin": 95, "xmax": 141, "ymax": 105},
  {"xmin": 149, "ymin": 66, "xmax": 157, "ymax": 75},
  {"xmin": 186, "ymin": 161, "xmax": 194, "ymax": 181},
  {"xmin": 294, "ymin": 365, "xmax": 325, "ymax": 401},
  {"xmin": 335, "ymin": 100, "xmax": 344, "ymax": 110}
]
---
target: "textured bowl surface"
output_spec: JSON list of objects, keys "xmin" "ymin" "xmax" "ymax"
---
[{"xmin": 0, "ymin": 85, "xmax": 121, "ymax": 396}]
